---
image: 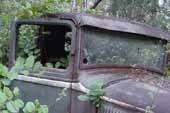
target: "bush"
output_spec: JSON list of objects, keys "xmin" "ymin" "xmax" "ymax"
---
[{"xmin": 0, "ymin": 0, "xmax": 71, "ymax": 65}]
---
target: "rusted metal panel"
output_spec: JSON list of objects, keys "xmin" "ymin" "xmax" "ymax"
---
[
  {"xmin": 78, "ymin": 70, "xmax": 170, "ymax": 113},
  {"xmin": 43, "ymin": 13, "xmax": 170, "ymax": 40},
  {"xmin": 104, "ymin": 79, "xmax": 170, "ymax": 113},
  {"xmin": 70, "ymin": 90, "xmax": 96, "ymax": 113},
  {"xmin": 11, "ymin": 80, "xmax": 71, "ymax": 113}
]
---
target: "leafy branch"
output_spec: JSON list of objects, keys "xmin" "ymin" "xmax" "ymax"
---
[{"xmin": 78, "ymin": 81, "xmax": 105, "ymax": 108}]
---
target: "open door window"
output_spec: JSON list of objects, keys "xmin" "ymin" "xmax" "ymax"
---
[{"xmin": 9, "ymin": 20, "xmax": 76, "ymax": 79}]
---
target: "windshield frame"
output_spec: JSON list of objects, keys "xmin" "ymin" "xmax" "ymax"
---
[{"xmin": 79, "ymin": 27, "xmax": 167, "ymax": 75}]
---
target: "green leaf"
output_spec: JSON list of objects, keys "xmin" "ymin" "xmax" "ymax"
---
[
  {"xmin": 76, "ymin": 0, "xmax": 82, "ymax": 4},
  {"xmin": 20, "ymin": 70, "xmax": 29, "ymax": 76},
  {"xmin": 24, "ymin": 55, "xmax": 35, "ymax": 70},
  {"xmin": 0, "ymin": 91, "xmax": 7, "ymax": 106},
  {"xmin": 34, "ymin": 99, "xmax": 40, "ymax": 108},
  {"xmin": 78, "ymin": 95, "xmax": 89, "ymax": 101},
  {"xmin": 0, "ymin": 50, "xmax": 3, "ymax": 58},
  {"xmin": 1, "ymin": 79, "xmax": 11, "ymax": 86},
  {"xmin": 78, "ymin": 81, "xmax": 104, "ymax": 108},
  {"xmin": 23, "ymin": 102, "xmax": 35, "ymax": 113},
  {"xmin": 33, "ymin": 49, "xmax": 40, "ymax": 54},
  {"xmin": 89, "ymin": 80, "xmax": 103, "ymax": 90},
  {"xmin": 33, "ymin": 61, "xmax": 42, "ymax": 72},
  {"xmin": 27, "ymin": 10, "xmax": 33, "ymax": 17},
  {"xmin": 55, "ymin": 62, "xmax": 60, "ymax": 68},
  {"xmin": 0, "ymin": 64, "xmax": 8, "ymax": 77},
  {"xmin": 13, "ymin": 87, "xmax": 20, "ymax": 97},
  {"xmin": 12, "ymin": 57, "xmax": 25, "ymax": 73},
  {"xmin": 45, "ymin": 63, "xmax": 53, "ymax": 68},
  {"xmin": 7, "ymin": 71, "xmax": 18, "ymax": 80},
  {"xmin": 58, "ymin": 87, "xmax": 67, "ymax": 97},
  {"xmin": 25, "ymin": 2, "xmax": 31, "ymax": 8},
  {"xmin": 14, "ymin": 99, "xmax": 24, "ymax": 108},
  {"xmin": 6, "ymin": 101, "xmax": 19, "ymax": 113},
  {"xmin": 1, "ymin": 110, "xmax": 9, "ymax": 113},
  {"xmin": 37, "ymin": 105, "xmax": 49, "ymax": 113},
  {"xmin": 3, "ymin": 87, "xmax": 13, "ymax": 100}
]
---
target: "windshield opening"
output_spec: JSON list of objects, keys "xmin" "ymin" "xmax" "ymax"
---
[{"xmin": 82, "ymin": 27, "xmax": 165, "ymax": 70}]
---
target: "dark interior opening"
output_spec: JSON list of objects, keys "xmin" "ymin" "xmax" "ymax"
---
[{"xmin": 37, "ymin": 25, "xmax": 72, "ymax": 69}]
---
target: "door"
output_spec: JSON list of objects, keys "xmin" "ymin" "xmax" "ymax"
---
[{"xmin": 9, "ymin": 19, "xmax": 76, "ymax": 113}]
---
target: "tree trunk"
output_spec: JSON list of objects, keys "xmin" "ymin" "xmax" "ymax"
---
[{"xmin": 71, "ymin": 0, "xmax": 77, "ymax": 12}]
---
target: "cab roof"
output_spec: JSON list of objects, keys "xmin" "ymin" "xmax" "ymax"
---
[{"xmin": 42, "ymin": 13, "xmax": 170, "ymax": 40}]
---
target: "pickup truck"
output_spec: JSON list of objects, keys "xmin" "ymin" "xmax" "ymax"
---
[{"xmin": 9, "ymin": 13, "xmax": 170, "ymax": 113}]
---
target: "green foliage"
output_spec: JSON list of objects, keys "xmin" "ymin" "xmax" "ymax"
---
[
  {"xmin": 0, "ymin": 62, "xmax": 48, "ymax": 113},
  {"xmin": 11, "ymin": 55, "xmax": 43, "ymax": 76},
  {"xmin": 23, "ymin": 102, "xmax": 36, "ymax": 113},
  {"xmin": 13, "ymin": 87, "xmax": 20, "ymax": 97},
  {"xmin": 24, "ymin": 56, "xmax": 35, "ymax": 70},
  {"xmin": 45, "ymin": 57, "xmax": 69, "ymax": 69},
  {"xmin": 164, "ymin": 42, "xmax": 170, "ymax": 76},
  {"xmin": 0, "ymin": 28, "xmax": 9, "ymax": 64},
  {"xmin": 0, "ymin": 0, "xmax": 71, "ymax": 65},
  {"xmin": 6, "ymin": 99, "xmax": 24, "ymax": 113},
  {"xmin": 56, "ymin": 87, "xmax": 68, "ymax": 102},
  {"xmin": 0, "ymin": 91, "xmax": 7, "ymax": 107},
  {"xmin": 0, "ymin": 0, "xmax": 102, "ymax": 65},
  {"xmin": 33, "ymin": 62, "xmax": 43, "ymax": 73},
  {"xmin": 109, "ymin": 0, "xmax": 170, "ymax": 31},
  {"xmin": 23, "ymin": 100, "xmax": 48, "ymax": 113},
  {"xmin": 78, "ymin": 81, "xmax": 105, "ymax": 108},
  {"xmin": 0, "ymin": 64, "xmax": 18, "ymax": 86},
  {"xmin": 164, "ymin": 65, "xmax": 170, "ymax": 76},
  {"xmin": 164, "ymin": 42, "xmax": 170, "ymax": 54},
  {"xmin": 0, "ymin": 64, "xmax": 23, "ymax": 112},
  {"xmin": 45, "ymin": 63, "xmax": 53, "ymax": 68},
  {"xmin": 145, "ymin": 106, "xmax": 154, "ymax": 113},
  {"xmin": 18, "ymin": 25, "xmax": 40, "ymax": 58}
]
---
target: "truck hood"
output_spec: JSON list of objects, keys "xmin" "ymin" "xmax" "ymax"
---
[
  {"xmin": 104, "ymin": 79, "xmax": 170, "ymax": 113},
  {"xmin": 79, "ymin": 71, "xmax": 170, "ymax": 113}
]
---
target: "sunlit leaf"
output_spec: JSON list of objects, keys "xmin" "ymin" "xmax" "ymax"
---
[
  {"xmin": 78, "ymin": 95, "xmax": 89, "ymax": 101},
  {"xmin": 24, "ymin": 55, "xmax": 35, "ymax": 70},
  {"xmin": 0, "ymin": 91, "xmax": 7, "ymax": 106},
  {"xmin": 14, "ymin": 99, "xmax": 24, "ymax": 108},
  {"xmin": 6, "ymin": 101, "xmax": 19, "ymax": 113},
  {"xmin": 13, "ymin": 87, "xmax": 20, "ymax": 97},
  {"xmin": 23, "ymin": 102, "xmax": 35, "ymax": 113},
  {"xmin": 3, "ymin": 87, "xmax": 13, "ymax": 100}
]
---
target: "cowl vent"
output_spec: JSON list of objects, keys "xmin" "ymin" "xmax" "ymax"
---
[{"xmin": 98, "ymin": 101, "xmax": 138, "ymax": 113}]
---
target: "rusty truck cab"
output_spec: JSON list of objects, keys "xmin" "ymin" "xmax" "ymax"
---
[{"xmin": 10, "ymin": 13, "xmax": 170, "ymax": 113}]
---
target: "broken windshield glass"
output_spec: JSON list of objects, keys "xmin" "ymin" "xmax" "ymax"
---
[{"xmin": 83, "ymin": 27, "xmax": 165, "ymax": 69}]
